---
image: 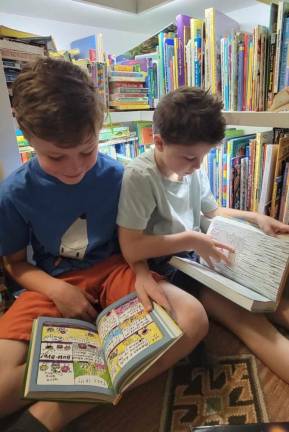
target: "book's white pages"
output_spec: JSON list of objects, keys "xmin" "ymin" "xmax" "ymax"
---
[{"xmin": 202, "ymin": 216, "xmax": 289, "ymax": 301}]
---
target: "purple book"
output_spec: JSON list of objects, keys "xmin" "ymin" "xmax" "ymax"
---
[{"xmin": 176, "ymin": 14, "xmax": 191, "ymax": 86}]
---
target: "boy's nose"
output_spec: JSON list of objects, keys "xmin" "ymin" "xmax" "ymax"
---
[{"xmin": 65, "ymin": 159, "xmax": 86, "ymax": 175}]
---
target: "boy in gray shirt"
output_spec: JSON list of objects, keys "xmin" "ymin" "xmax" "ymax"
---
[{"xmin": 117, "ymin": 87, "xmax": 289, "ymax": 384}]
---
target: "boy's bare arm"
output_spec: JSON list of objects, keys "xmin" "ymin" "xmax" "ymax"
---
[
  {"xmin": 3, "ymin": 249, "xmax": 97, "ymax": 321},
  {"xmin": 205, "ymin": 207, "xmax": 289, "ymax": 236},
  {"xmin": 118, "ymin": 226, "xmax": 234, "ymax": 268}
]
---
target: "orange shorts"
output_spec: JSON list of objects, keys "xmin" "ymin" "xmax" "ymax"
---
[{"xmin": 0, "ymin": 254, "xmax": 161, "ymax": 342}]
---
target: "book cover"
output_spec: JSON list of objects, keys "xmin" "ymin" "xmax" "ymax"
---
[
  {"xmin": 176, "ymin": 14, "xmax": 191, "ymax": 87},
  {"xmin": 23, "ymin": 293, "xmax": 182, "ymax": 403},
  {"xmin": 169, "ymin": 216, "xmax": 289, "ymax": 312},
  {"xmin": 205, "ymin": 8, "xmax": 240, "ymax": 95}
]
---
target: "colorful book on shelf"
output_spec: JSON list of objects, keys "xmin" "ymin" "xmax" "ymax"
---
[
  {"xmin": 267, "ymin": 2, "xmax": 279, "ymax": 107},
  {"xmin": 273, "ymin": 1, "xmax": 289, "ymax": 94},
  {"xmin": 252, "ymin": 131, "xmax": 274, "ymax": 211},
  {"xmin": 23, "ymin": 292, "xmax": 182, "ymax": 404},
  {"xmin": 175, "ymin": 14, "xmax": 191, "ymax": 87},
  {"xmin": 109, "ymin": 76, "xmax": 146, "ymax": 83},
  {"xmin": 204, "ymin": 8, "xmax": 239, "ymax": 95},
  {"xmin": 279, "ymin": 161, "xmax": 289, "ymax": 220},
  {"xmin": 258, "ymin": 144, "xmax": 278, "ymax": 214},
  {"xmin": 109, "ymin": 104, "xmax": 150, "ymax": 110},
  {"xmin": 271, "ymin": 134, "xmax": 289, "ymax": 218},
  {"xmin": 169, "ymin": 216, "xmax": 289, "ymax": 313}
]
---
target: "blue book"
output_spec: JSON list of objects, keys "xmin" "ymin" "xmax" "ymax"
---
[
  {"xmin": 279, "ymin": 16, "xmax": 289, "ymax": 90},
  {"xmin": 70, "ymin": 35, "xmax": 97, "ymax": 59},
  {"xmin": 194, "ymin": 33, "xmax": 202, "ymax": 88}
]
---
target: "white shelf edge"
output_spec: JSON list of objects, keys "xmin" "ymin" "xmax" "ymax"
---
[{"xmin": 106, "ymin": 110, "xmax": 289, "ymax": 128}]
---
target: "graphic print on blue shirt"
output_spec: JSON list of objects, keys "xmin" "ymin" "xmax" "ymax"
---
[{"xmin": 0, "ymin": 153, "xmax": 124, "ymax": 276}]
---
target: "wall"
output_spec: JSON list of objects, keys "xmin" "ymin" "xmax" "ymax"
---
[
  {"xmin": 0, "ymin": 13, "xmax": 149, "ymax": 55},
  {"xmin": 227, "ymin": 3, "xmax": 270, "ymax": 32}
]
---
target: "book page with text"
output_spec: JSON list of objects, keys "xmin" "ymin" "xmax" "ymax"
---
[{"xmin": 202, "ymin": 216, "xmax": 289, "ymax": 300}]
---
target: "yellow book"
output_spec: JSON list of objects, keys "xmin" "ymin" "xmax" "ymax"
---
[
  {"xmin": 190, "ymin": 18, "xmax": 203, "ymax": 40},
  {"xmin": 204, "ymin": 8, "xmax": 239, "ymax": 95},
  {"xmin": 173, "ymin": 37, "xmax": 179, "ymax": 89},
  {"xmin": 110, "ymin": 104, "xmax": 150, "ymax": 110},
  {"xmin": 246, "ymin": 42, "xmax": 253, "ymax": 110},
  {"xmin": 23, "ymin": 293, "xmax": 182, "ymax": 404}
]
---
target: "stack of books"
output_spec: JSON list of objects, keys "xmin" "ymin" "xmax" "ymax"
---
[{"xmin": 109, "ymin": 65, "xmax": 150, "ymax": 110}]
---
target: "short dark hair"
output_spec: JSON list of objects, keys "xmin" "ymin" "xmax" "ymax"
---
[
  {"xmin": 13, "ymin": 57, "xmax": 104, "ymax": 147},
  {"xmin": 153, "ymin": 87, "xmax": 225, "ymax": 145}
]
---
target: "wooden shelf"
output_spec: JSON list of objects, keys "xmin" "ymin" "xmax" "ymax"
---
[{"xmin": 106, "ymin": 110, "xmax": 289, "ymax": 128}]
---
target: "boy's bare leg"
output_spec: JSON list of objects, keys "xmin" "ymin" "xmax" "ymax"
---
[
  {"xmin": 28, "ymin": 281, "xmax": 209, "ymax": 431},
  {"xmin": 269, "ymin": 297, "xmax": 289, "ymax": 329},
  {"xmin": 0, "ymin": 339, "xmax": 31, "ymax": 416},
  {"xmin": 131, "ymin": 280, "xmax": 209, "ymax": 387},
  {"xmin": 0, "ymin": 282, "xmax": 208, "ymax": 432},
  {"xmin": 200, "ymin": 286, "xmax": 289, "ymax": 383}
]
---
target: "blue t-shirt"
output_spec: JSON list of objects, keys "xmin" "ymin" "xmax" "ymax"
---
[{"xmin": 0, "ymin": 153, "xmax": 124, "ymax": 276}]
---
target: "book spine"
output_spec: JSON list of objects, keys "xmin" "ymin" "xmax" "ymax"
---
[{"xmin": 176, "ymin": 14, "xmax": 191, "ymax": 87}]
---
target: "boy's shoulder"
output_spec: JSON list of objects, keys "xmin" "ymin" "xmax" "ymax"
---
[
  {"xmin": 125, "ymin": 149, "xmax": 155, "ymax": 176},
  {"xmin": 98, "ymin": 152, "xmax": 124, "ymax": 175},
  {"xmin": 0, "ymin": 159, "xmax": 33, "ymax": 199}
]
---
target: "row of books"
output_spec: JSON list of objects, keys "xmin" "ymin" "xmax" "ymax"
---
[
  {"xmin": 17, "ymin": 121, "xmax": 153, "ymax": 166},
  {"xmin": 203, "ymin": 128, "xmax": 289, "ymax": 223},
  {"xmin": 114, "ymin": 4, "xmax": 289, "ymax": 111}
]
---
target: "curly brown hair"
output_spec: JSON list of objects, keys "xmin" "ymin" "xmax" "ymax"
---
[
  {"xmin": 13, "ymin": 57, "xmax": 104, "ymax": 147},
  {"xmin": 153, "ymin": 86, "xmax": 225, "ymax": 145}
]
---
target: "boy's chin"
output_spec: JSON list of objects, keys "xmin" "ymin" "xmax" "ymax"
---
[{"xmin": 56, "ymin": 174, "xmax": 86, "ymax": 184}]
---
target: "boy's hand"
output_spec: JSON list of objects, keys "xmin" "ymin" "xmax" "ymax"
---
[
  {"xmin": 135, "ymin": 271, "xmax": 171, "ymax": 313},
  {"xmin": 256, "ymin": 214, "xmax": 289, "ymax": 236},
  {"xmin": 193, "ymin": 231, "xmax": 235, "ymax": 269},
  {"xmin": 49, "ymin": 281, "xmax": 97, "ymax": 322}
]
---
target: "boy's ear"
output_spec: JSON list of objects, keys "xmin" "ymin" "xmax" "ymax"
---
[{"xmin": 154, "ymin": 134, "xmax": 165, "ymax": 151}]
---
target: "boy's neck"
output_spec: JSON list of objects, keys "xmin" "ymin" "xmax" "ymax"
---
[{"xmin": 154, "ymin": 149, "xmax": 183, "ymax": 181}]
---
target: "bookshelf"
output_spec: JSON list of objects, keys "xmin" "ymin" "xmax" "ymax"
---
[
  {"xmin": 106, "ymin": 110, "xmax": 289, "ymax": 128},
  {"xmin": 0, "ymin": 53, "xmax": 20, "ymax": 179}
]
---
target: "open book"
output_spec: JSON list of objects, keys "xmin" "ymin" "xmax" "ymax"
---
[
  {"xmin": 23, "ymin": 292, "xmax": 182, "ymax": 404},
  {"xmin": 169, "ymin": 216, "xmax": 289, "ymax": 312}
]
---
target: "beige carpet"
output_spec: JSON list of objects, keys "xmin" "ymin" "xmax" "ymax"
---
[{"xmin": 66, "ymin": 322, "xmax": 289, "ymax": 432}]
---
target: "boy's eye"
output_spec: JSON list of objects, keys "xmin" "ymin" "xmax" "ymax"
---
[
  {"xmin": 81, "ymin": 149, "xmax": 95, "ymax": 157},
  {"xmin": 184, "ymin": 157, "xmax": 196, "ymax": 161},
  {"xmin": 48, "ymin": 156, "xmax": 64, "ymax": 161}
]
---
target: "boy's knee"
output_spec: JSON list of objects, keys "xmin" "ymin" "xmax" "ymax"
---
[{"xmin": 178, "ymin": 296, "xmax": 209, "ymax": 342}]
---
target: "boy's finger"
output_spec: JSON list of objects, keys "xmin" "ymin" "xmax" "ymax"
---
[
  {"xmin": 206, "ymin": 257, "xmax": 214, "ymax": 269},
  {"xmin": 83, "ymin": 292, "xmax": 97, "ymax": 305},
  {"xmin": 86, "ymin": 304, "xmax": 98, "ymax": 321},
  {"xmin": 137, "ymin": 289, "xmax": 152, "ymax": 312},
  {"xmin": 153, "ymin": 289, "xmax": 171, "ymax": 312},
  {"xmin": 214, "ymin": 241, "xmax": 235, "ymax": 253},
  {"xmin": 280, "ymin": 225, "xmax": 289, "ymax": 233}
]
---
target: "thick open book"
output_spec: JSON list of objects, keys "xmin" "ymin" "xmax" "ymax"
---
[
  {"xmin": 169, "ymin": 216, "xmax": 289, "ymax": 312},
  {"xmin": 23, "ymin": 292, "xmax": 182, "ymax": 404}
]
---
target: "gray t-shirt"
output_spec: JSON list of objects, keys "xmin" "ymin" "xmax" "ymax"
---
[{"xmin": 117, "ymin": 149, "xmax": 218, "ymax": 235}]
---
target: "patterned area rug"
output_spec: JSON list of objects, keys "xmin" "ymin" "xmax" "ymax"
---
[{"xmin": 159, "ymin": 354, "xmax": 268, "ymax": 432}]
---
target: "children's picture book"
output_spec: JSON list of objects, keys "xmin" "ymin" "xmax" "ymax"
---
[
  {"xmin": 169, "ymin": 216, "xmax": 289, "ymax": 312},
  {"xmin": 23, "ymin": 292, "xmax": 182, "ymax": 404}
]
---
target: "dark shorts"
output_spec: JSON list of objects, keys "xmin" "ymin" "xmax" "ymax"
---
[{"xmin": 148, "ymin": 251, "xmax": 201, "ymax": 297}]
